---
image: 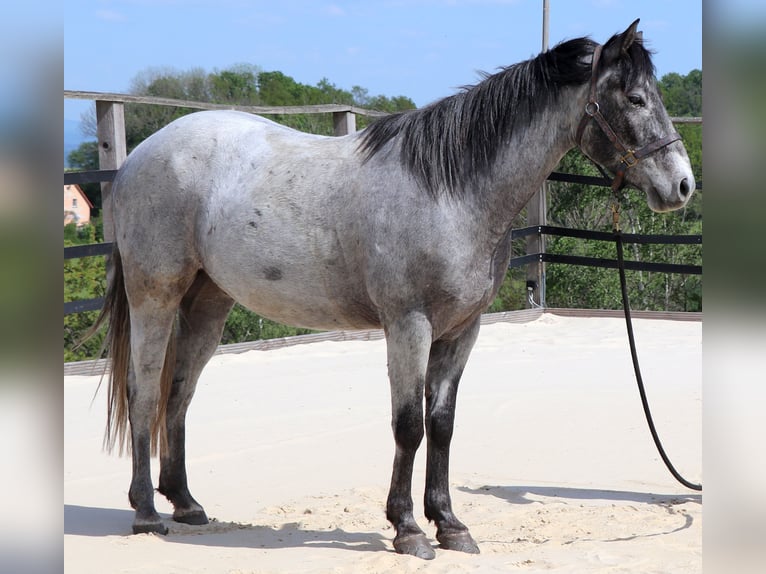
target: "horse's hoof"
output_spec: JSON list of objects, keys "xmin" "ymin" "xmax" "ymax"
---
[
  {"xmin": 393, "ymin": 533, "xmax": 436, "ymax": 560},
  {"xmin": 437, "ymin": 530, "xmax": 480, "ymax": 554},
  {"xmin": 132, "ymin": 518, "xmax": 169, "ymax": 535},
  {"xmin": 173, "ymin": 509, "xmax": 209, "ymax": 525}
]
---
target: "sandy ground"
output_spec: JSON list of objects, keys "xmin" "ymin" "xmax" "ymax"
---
[{"xmin": 64, "ymin": 313, "xmax": 701, "ymax": 573}]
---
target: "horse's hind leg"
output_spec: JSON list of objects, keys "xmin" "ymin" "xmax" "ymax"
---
[
  {"xmin": 424, "ymin": 318, "xmax": 481, "ymax": 554},
  {"xmin": 158, "ymin": 272, "xmax": 234, "ymax": 525},
  {"xmin": 125, "ymin": 290, "xmax": 187, "ymax": 535}
]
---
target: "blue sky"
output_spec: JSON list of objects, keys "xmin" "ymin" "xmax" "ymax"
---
[{"xmin": 64, "ymin": 0, "xmax": 702, "ymax": 126}]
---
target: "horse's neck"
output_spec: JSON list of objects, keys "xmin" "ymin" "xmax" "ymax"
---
[{"xmin": 476, "ymin": 87, "xmax": 584, "ymax": 237}]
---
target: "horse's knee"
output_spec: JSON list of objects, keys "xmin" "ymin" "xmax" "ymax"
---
[
  {"xmin": 426, "ymin": 384, "xmax": 458, "ymax": 448},
  {"xmin": 427, "ymin": 406, "xmax": 456, "ymax": 446},
  {"xmin": 392, "ymin": 402, "xmax": 424, "ymax": 451}
]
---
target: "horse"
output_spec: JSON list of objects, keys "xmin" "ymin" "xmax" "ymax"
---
[{"xmin": 88, "ymin": 20, "xmax": 694, "ymax": 559}]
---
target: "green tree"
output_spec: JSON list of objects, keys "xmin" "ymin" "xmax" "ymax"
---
[
  {"xmin": 124, "ymin": 69, "xmax": 204, "ymax": 150},
  {"xmin": 659, "ymin": 70, "xmax": 702, "ymax": 116},
  {"xmin": 64, "ymin": 222, "xmax": 107, "ymax": 361},
  {"xmin": 67, "ymin": 140, "xmax": 99, "ymax": 171},
  {"xmin": 209, "ymin": 65, "xmax": 260, "ymax": 104},
  {"xmin": 660, "ymin": 70, "xmax": 702, "ymax": 181}
]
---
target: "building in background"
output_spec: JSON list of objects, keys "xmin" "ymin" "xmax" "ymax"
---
[{"xmin": 64, "ymin": 184, "xmax": 93, "ymax": 227}]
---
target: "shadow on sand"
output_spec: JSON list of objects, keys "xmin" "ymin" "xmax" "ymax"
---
[
  {"xmin": 65, "ymin": 485, "xmax": 701, "ymax": 551},
  {"xmin": 457, "ymin": 484, "xmax": 700, "ymax": 542},
  {"xmin": 64, "ymin": 504, "xmax": 390, "ymax": 553},
  {"xmin": 457, "ymin": 484, "xmax": 701, "ymax": 506}
]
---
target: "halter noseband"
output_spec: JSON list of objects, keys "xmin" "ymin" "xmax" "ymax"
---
[{"xmin": 576, "ymin": 44, "xmax": 682, "ymax": 193}]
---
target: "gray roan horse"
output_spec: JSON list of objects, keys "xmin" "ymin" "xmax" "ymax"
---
[{"xmin": 89, "ymin": 20, "xmax": 694, "ymax": 559}]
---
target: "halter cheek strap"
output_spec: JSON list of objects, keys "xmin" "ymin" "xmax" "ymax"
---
[{"xmin": 576, "ymin": 44, "xmax": 682, "ymax": 193}]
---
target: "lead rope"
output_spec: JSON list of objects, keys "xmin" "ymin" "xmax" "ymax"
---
[{"xmin": 611, "ymin": 196, "xmax": 702, "ymax": 491}]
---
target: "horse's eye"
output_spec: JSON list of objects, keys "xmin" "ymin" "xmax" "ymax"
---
[{"xmin": 628, "ymin": 94, "xmax": 645, "ymax": 107}]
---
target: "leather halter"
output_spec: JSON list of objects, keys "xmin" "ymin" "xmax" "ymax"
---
[{"xmin": 576, "ymin": 44, "xmax": 682, "ymax": 193}]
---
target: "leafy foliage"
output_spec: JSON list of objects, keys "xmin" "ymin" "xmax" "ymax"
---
[
  {"xmin": 64, "ymin": 221, "xmax": 107, "ymax": 361},
  {"xmin": 659, "ymin": 70, "xmax": 702, "ymax": 116},
  {"xmin": 659, "ymin": 69, "xmax": 702, "ymax": 182},
  {"xmin": 221, "ymin": 305, "xmax": 315, "ymax": 345}
]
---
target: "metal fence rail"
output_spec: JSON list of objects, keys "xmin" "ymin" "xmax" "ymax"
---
[{"xmin": 510, "ymin": 224, "xmax": 702, "ymax": 275}]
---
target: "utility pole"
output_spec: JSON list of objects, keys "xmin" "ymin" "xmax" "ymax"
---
[{"xmin": 525, "ymin": 0, "xmax": 549, "ymax": 308}]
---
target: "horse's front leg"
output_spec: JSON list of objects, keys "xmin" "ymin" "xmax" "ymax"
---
[
  {"xmin": 424, "ymin": 317, "xmax": 481, "ymax": 554},
  {"xmin": 384, "ymin": 312, "xmax": 435, "ymax": 560}
]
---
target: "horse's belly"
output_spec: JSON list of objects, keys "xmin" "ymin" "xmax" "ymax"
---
[
  {"xmin": 233, "ymin": 282, "xmax": 381, "ymax": 332},
  {"xmin": 235, "ymin": 286, "xmax": 380, "ymax": 330},
  {"xmin": 202, "ymin": 233, "xmax": 380, "ymax": 332}
]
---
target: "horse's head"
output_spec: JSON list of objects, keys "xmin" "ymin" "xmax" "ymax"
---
[{"xmin": 577, "ymin": 19, "xmax": 695, "ymax": 213}]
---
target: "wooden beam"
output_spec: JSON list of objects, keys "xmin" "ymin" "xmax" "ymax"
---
[
  {"xmin": 66, "ymin": 90, "xmax": 387, "ymax": 118},
  {"xmin": 96, "ymin": 100, "xmax": 127, "ymax": 243}
]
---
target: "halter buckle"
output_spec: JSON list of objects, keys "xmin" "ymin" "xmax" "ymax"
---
[
  {"xmin": 621, "ymin": 150, "xmax": 639, "ymax": 168},
  {"xmin": 584, "ymin": 101, "xmax": 600, "ymax": 117}
]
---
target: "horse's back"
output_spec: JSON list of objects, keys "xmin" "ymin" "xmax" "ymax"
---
[
  {"xmin": 112, "ymin": 109, "xmax": 349, "ymax": 259},
  {"xmin": 114, "ymin": 110, "xmax": 329, "ymax": 200}
]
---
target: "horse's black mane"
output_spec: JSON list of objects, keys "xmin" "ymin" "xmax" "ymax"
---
[{"xmin": 359, "ymin": 32, "xmax": 655, "ymax": 198}]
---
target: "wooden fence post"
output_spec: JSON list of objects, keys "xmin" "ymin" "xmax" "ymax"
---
[
  {"xmin": 96, "ymin": 100, "xmax": 127, "ymax": 242},
  {"xmin": 333, "ymin": 111, "xmax": 356, "ymax": 136}
]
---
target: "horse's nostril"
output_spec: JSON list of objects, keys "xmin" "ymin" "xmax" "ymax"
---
[{"xmin": 679, "ymin": 178, "xmax": 690, "ymax": 197}]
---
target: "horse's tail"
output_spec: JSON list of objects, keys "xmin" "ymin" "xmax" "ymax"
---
[{"xmin": 83, "ymin": 246, "xmax": 175, "ymax": 457}]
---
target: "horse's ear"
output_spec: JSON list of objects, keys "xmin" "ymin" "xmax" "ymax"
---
[
  {"xmin": 603, "ymin": 19, "xmax": 641, "ymax": 63},
  {"xmin": 620, "ymin": 19, "xmax": 641, "ymax": 53}
]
